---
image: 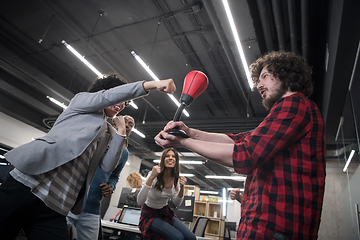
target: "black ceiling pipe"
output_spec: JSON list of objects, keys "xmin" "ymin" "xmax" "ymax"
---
[
  {"xmin": 271, "ymin": 0, "xmax": 286, "ymax": 50},
  {"xmin": 287, "ymin": 0, "xmax": 298, "ymax": 53},
  {"xmin": 301, "ymin": 0, "xmax": 309, "ymax": 60},
  {"xmin": 257, "ymin": 0, "xmax": 275, "ymax": 51}
]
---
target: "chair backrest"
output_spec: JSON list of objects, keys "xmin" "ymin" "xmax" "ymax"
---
[
  {"xmin": 224, "ymin": 222, "xmax": 237, "ymax": 240},
  {"xmin": 192, "ymin": 217, "xmax": 210, "ymax": 237},
  {"xmin": 225, "ymin": 221, "xmax": 237, "ymax": 231}
]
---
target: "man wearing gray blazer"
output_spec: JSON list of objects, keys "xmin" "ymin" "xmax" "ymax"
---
[{"xmin": 0, "ymin": 75, "xmax": 176, "ymax": 240}]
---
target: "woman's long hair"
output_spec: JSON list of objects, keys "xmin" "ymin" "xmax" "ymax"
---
[{"xmin": 154, "ymin": 148, "xmax": 180, "ymax": 192}]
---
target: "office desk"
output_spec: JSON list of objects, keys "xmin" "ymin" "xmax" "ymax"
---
[
  {"xmin": 101, "ymin": 219, "xmax": 140, "ymax": 233},
  {"xmin": 101, "ymin": 220, "xmax": 213, "ymax": 240}
]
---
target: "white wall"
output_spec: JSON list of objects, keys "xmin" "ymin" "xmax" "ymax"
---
[
  {"xmin": 0, "ymin": 111, "xmax": 45, "ymax": 148},
  {"xmin": 225, "ymin": 199, "xmax": 241, "ymax": 225},
  {"xmin": 109, "ymin": 154, "xmax": 142, "ymax": 207}
]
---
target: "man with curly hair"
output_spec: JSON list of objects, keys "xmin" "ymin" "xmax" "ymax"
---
[
  {"xmin": 155, "ymin": 51, "xmax": 326, "ymax": 240},
  {"xmin": 0, "ymin": 75, "xmax": 176, "ymax": 239}
]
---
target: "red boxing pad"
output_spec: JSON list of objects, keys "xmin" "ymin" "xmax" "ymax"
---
[{"xmin": 182, "ymin": 70, "xmax": 208, "ymax": 100}]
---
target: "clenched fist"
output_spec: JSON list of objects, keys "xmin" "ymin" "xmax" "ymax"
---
[{"xmin": 179, "ymin": 176, "xmax": 187, "ymax": 187}]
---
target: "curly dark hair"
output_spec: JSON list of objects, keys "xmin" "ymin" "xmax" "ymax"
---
[
  {"xmin": 154, "ymin": 148, "xmax": 180, "ymax": 192},
  {"xmin": 249, "ymin": 51, "xmax": 313, "ymax": 97},
  {"xmin": 87, "ymin": 75, "xmax": 126, "ymax": 92}
]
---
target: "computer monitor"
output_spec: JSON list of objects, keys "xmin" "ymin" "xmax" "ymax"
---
[
  {"xmin": 117, "ymin": 207, "xmax": 142, "ymax": 226},
  {"xmin": 117, "ymin": 187, "xmax": 132, "ymax": 208},
  {"xmin": 174, "ymin": 196, "xmax": 195, "ymax": 222}
]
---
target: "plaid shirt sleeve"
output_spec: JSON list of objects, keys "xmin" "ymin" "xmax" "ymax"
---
[
  {"xmin": 228, "ymin": 95, "xmax": 312, "ymax": 175},
  {"xmin": 227, "ymin": 93, "xmax": 326, "ymax": 239}
]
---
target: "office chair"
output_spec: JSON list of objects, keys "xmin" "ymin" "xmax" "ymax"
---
[
  {"xmin": 192, "ymin": 217, "xmax": 210, "ymax": 237},
  {"xmin": 224, "ymin": 221, "xmax": 237, "ymax": 240}
]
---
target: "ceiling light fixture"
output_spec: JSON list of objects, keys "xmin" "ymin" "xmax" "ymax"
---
[
  {"xmin": 226, "ymin": 188, "xmax": 245, "ymax": 192},
  {"xmin": 62, "ymin": 40, "xmax": 104, "ymax": 79},
  {"xmin": 131, "ymin": 51, "xmax": 189, "ymax": 117},
  {"xmin": 129, "ymin": 101, "xmax": 138, "ymax": 109},
  {"xmin": 153, "ymin": 160, "xmax": 204, "ymax": 164},
  {"xmin": 188, "ymin": 189, "xmax": 218, "ymax": 195},
  {"xmin": 222, "ymin": 0, "xmax": 253, "ymax": 89},
  {"xmin": 132, "ymin": 128, "xmax": 146, "ymax": 138},
  {"xmin": 205, "ymin": 175, "xmax": 247, "ymax": 181},
  {"xmin": 343, "ymin": 149, "xmax": 355, "ymax": 172},
  {"xmin": 62, "ymin": 41, "xmax": 139, "ymax": 110},
  {"xmin": 0, "ymin": 147, "xmax": 9, "ymax": 152},
  {"xmin": 46, "ymin": 96, "xmax": 68, "ymax": 109},
  {"xmin": 154, "ymin": 152, "xmax": 202, "ymax": 157},
  {"xmin": 201, "ymin": 190, "xmax": 219, "ymax": 195},
  {"xmin": 179, "ymin": 173, "xmax": 194, "ymax": 177}
]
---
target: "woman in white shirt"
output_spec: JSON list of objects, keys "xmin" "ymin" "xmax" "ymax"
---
[{"xmin": 137, "ymin": 148, "xmax": 196, "ymax": 240}]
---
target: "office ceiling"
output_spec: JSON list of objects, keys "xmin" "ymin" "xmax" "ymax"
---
[{"xmin": 1, "ymin": 0, "xmax": 359, "ymax": 193}]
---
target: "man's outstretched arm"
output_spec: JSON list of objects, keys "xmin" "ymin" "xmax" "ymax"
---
[{"xmin": 155, "ymin": 129, "xmax": 234, "ymax": 167}]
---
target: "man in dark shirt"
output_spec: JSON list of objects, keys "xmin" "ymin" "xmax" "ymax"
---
[{"xmin": 154, "ymin": 51, "xmax": 326, "ymax": 239}]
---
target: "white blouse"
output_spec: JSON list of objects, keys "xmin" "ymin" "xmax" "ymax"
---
[{"xmin": 137, "ymin": 172, "xmax": 183, "ymax": 209}]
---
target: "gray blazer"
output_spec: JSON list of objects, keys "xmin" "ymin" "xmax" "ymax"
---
[{"xmin": 5, "ymin": 81, "xmax": 148, "ymax": 214}]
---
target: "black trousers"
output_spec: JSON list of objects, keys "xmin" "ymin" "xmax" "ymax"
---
[{"xmin": 0, "ymin": 174, "xmax": 69, "ymax": 240}]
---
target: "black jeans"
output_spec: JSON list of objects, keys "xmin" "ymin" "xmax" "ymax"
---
[{"xmin": 0, "ymin": 174, "xmax": 69, "ymax": 240}]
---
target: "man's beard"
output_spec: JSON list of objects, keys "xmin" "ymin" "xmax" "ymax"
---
[{"xmin": 262, "ymin": 85, "xmax": 288, "ymax": 110}]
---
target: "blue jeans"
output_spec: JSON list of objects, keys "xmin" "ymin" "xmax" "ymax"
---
[
  {"xmin": 67, "ymin": 211, "xmax": 100, "ymax": 240},
  {"xmin": 150, "ymin": 216, "xmax": 196, "ymax": 240}
]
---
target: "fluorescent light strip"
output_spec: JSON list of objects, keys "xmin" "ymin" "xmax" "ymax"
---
[
  {"xmin": 131, "ymin": 51, "xmax": 189, "ymax": 117},
  {"xmin": 205, "ymin": 175, "xmax": 247, "ymax": 180},
  {"xmin": 132, "ymin": 128, "xmax": 146, "ymax": 138},
  {"xmin": 63, "ymin": 41, "xmax": 139, "ymax": 110},
  {"xmin": 343, "ymin": 149, "xmax": 356, "ymax": 172},
  {"xmin": 188, "ymin": 189, "xmax": 218, "ymax": 195},
  {"xmin": 129, "ymin": 101, "xmax": 138, "ymax": 109},
  {"xmin": 62, "ymin": 40, "xmax": 104, "ymax": 79},
  {"xmin": 222, "ymin": 188, "xmax": 227, "ymax": 216},
  {"xmin": 47, "ymin": 96, "xmax": 68, "ymax": 109},
  {"xmin": 201, "ymin": 190, "xmax": 219, "ymax": 195},
  {"xmin": 227, "ymin": 188, "xmax": 244, "ymax": 192},
  {"xmin": 0, "ymin": 155, "xmax": 5, "ymax": 159},
  {"xmin": 0, "ymin": 147, "xmax": 9, "ymax": 152},
  {"xmin": 222, "ymin": 0, "xmax": 253, "ymax": 89},
  {"xmin": 154, "ymin": 152, "xmax": 201, "ymax": 157},
  {"xmin": 179, "ymin": 173, "xmax": 194, "ymax": 177},
  {"xmin": 153, "ymin": 160, "xmax": 204, "ymax": 164}
]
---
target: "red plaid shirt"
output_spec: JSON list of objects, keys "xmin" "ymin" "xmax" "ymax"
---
[{"xmin": 227, "ymin": 93, "xmax": 326, "ymax": 240}]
